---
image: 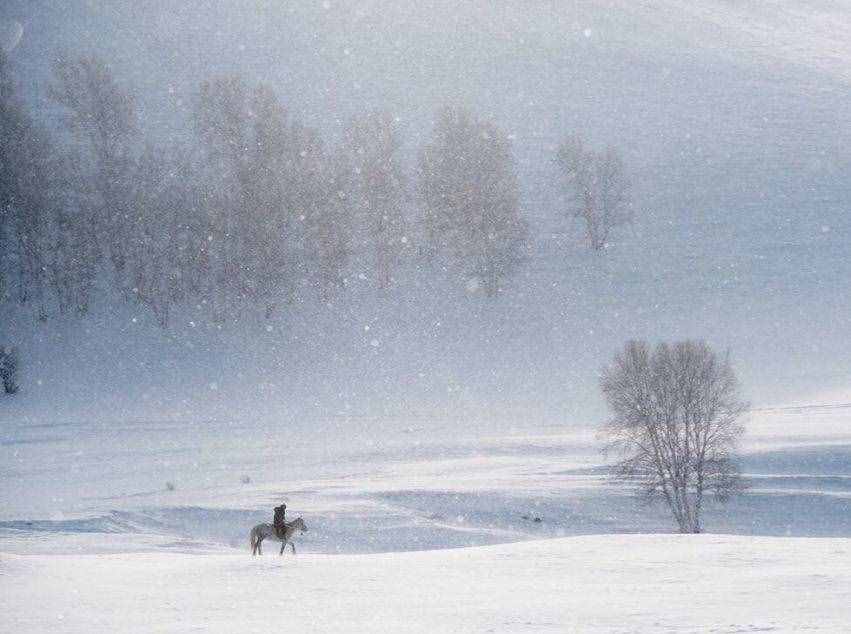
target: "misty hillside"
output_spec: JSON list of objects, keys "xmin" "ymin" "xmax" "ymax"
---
[{"xmin": 2, "ymin": 0, "xmax": 850, "ymax": 431}]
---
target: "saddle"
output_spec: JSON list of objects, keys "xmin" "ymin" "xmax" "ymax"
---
[{"xmin": 274, "ymin": 521, "xmax": 287, "ymax": 539}]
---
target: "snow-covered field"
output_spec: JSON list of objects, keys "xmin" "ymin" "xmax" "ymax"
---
[
  {"xmin": 2, "ymin": 404, "xmax": 851, "ymax": 632},
  {"xmin": 5, "ymin": 535, "xmax": 851, "ymax": 633},
  {"xmin": 3, "ymin": 1, "xmax": 851, "ymax": 630}
]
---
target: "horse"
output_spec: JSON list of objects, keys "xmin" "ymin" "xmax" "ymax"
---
[{"xmin": 249, "ymin": 517, "xmax": 308, "ymax": 556}]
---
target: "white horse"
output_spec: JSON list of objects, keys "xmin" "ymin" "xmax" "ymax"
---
[{"xmin": 249, "ymin": 517, "xmax": 308, "ymax": 556}]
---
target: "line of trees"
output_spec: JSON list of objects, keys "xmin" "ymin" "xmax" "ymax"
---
[{"xmin": 1, "ymin": 52, "xmax": 633, "ymax": 326}]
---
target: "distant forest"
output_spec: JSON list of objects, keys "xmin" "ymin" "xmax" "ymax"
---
[{"xmin": 0, "ymin": 52, "xmax": 631, "ymax": 327}]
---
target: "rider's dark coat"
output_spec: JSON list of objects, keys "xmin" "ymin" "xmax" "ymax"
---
[{"xmin": 273, "ymin": 504, "xmax": 287, "ymax": 538}]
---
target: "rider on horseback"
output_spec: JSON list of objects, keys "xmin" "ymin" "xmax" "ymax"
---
[{"xmin": 273, "ymin": 502, "xmax": 287, "ymax": 539}]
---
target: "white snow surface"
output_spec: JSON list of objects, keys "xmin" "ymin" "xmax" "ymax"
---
[
  {"xmin": 4, "ymin": 534, "xmax": 851, "ymax": 633},
  {"xmin": 3, "ymin": 405, "xmax": 851, "ymax": 632}
]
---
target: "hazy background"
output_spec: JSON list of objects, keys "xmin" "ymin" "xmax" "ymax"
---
[{"xmin": 2, "ymin": 1, "xmax": 850, "ymax": 434}]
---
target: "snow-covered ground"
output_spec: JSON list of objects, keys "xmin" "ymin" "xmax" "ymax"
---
[
  {"xmin": 3, "ymin": 403, "xmax": 851, "ymax": 550},
  {"xmin": 2, "ymin": 403, "xmax": 851, "ymax": 632},
  {"xmin": 4, "ymin": 535, "xmax": 851, "ymax": 633}
]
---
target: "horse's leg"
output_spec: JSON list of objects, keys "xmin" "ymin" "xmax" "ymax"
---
[
  {"xmin": 290, "ymin": 542, "xmax": 296, "ymax": 555},
  {"xmin": 258, "ymin": 537, "xmax": 263, "ymax": 555},
  {"xmin": 280, "ymin": 540, "xmax": 286, "ymax": 556}
]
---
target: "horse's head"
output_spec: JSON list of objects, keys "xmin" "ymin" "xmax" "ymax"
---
[{"xmin": 293, "ymin": 517, "xmax": 308, "ymax": 532}]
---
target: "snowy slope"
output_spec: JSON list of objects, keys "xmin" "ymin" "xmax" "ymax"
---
[
  {"xmin": 4, "ymin": 535, "xmax": 851, "ymax": 633},
  {"xmin": 2, "ymin": 0, "xmax": 851, "ymax": 428}
]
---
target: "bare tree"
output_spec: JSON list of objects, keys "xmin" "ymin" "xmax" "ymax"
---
[
  {"xmin": 50, "ymin": 55, "xmax": 138, "ymax": 273},
  {"xmin": 342, "ymin": 111, "xmax": 407, "ymax": 289},
  {"xmin": 194, "ymin": 76, "xmax": 297, "ymax": 316},
  {"xmin": 419, "ymin": 106, "xmax": 527, "ymax": 296},
  {"xmin": 0, "ymin": 345, "xmax": 19, "ymax": 394},
  {"xmin": 193, "ymin": 74, "xmax": 264, "ymax": 318},
  {"xmin": 305, "ymin": 149, "xmax": 353, "ymax": 300},
  {"xmin": 600, "ymin": 340, "xmax": 747, "ymax": 533},
  {"xmin": 0, "ymin": 51, "xmax": 51, "ymax": 310},
  {"xmin": 556, "ymin": 136, "xmax": 631, "ymax": 250},
  {"xmin": 44, "ymin": 153, "xmax": 100, "ymax": 316},
  {"xmin": 280, "ymin": 119, "xmax": 352, "ymax": 302},
  {"xmin": 124, "ymin": 146, "xmax": 205, "ymax": 327},
  {"xmin": 194, "ymin": 75, "xmax": 350, "ymax": 311}
]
